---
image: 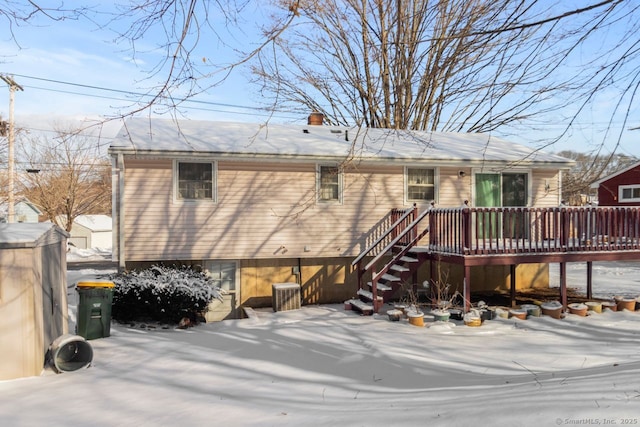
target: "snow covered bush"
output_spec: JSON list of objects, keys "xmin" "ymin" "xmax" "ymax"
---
[{"xmin": 109, "ymin": 265, "xmax": 225, "ymax": 324}]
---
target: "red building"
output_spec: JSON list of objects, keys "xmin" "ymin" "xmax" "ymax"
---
[{"xmin": 591, "ymin": 161, "xmax": 640, "ymax": 206}]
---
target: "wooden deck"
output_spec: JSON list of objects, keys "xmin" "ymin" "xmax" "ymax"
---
[
  {"xmin": 353, "ymin": 205, "xmax": 640, "ymax": 312},
  {"xmin": 427, "ymin": 206, "xmax": 640, "ymax": 263}
]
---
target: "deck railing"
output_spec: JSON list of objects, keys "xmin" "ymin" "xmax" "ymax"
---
[
  {"xmin": 430, "ymin": 206, "xmax": 640, "ymax": 255},
  {"xmin": 351, "ymin": 205, "xmax": 640, "ymax": 312}
]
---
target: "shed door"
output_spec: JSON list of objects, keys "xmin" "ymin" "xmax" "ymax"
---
[{"xmin": 41, "ymin": 244, "xmax": 66, "ymax": 346}]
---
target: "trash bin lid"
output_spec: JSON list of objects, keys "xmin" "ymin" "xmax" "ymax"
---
[{"xmin": 76, "ymin": 280, "xmax": 115, "ymax": 288}]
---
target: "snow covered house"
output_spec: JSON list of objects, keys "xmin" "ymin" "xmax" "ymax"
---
[
  {"xmin": 590, "ymin": 160, "xmax": 640, "ymax": 206},
  {"xmin": 108, "ymin": 116, "xmax": 575, "ymax": 318}
]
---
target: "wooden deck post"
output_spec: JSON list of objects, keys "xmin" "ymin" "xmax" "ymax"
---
[
  {"xmin": 510, "ymin": 264, "xmax": 516, "ymax": 308},
  {"xmin": 586, "ymin": 261, "xmax": 593, "ymax": 299},
  {"xmin": 463, "ymin": 264, "xmax": 471, "ymax": 312},
  {"xmin": 462, "ymin": 204, "xmax": 471, "ymax": 253},
  {"xmin": 559, "ymin": 262, "xmax": 567, "ymax": 309}
]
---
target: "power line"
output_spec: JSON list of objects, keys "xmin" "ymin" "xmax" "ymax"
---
[
  {"xmin": 10, "ymin": 73, "xmax": 275, "ymax": 112},
  {"xmin": 21, "ymin": 84, "xmax": 293, "ymax": 119},
  {"xmin": 2, "ymin": 73, "xmax": 304, "ymax": 121},
  {"xmin": 2, "ymin": 73, "xmax": 638, "ymax": 131}
]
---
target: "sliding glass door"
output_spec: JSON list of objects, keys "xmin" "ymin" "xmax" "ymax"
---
[{"xmin": 474, "ymin": 172, "xmax": 528, "ymax": 239}]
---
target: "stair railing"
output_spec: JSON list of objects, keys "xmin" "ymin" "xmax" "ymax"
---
[
  {"xmin": 352, "ymin": 204, "xmax": 417, "ymax": 288},
  {"xmin": 352, "ymin": 203, "xmax": 433, "ymax": 312}
]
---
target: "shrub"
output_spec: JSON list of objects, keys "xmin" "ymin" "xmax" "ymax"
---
[{"xmin": 109, "ymin": 265, "xmax": 224, "ymax": 324}]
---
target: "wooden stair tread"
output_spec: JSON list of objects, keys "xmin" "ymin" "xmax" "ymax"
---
[
  {"xmin": 357, "ymin": 288, "xmax": 383, "ymax": 301},
  {"xmin": 367, "ymin": 281, "xmax": 392, "ymax": 292},
  {"xmin": 380, "ymin": 273, "xmax": 400, "ymax": 282},
  {"xmin": 346, "ymin": 298, "xmax": 374, "ymax": 315},
  {"xmin": 390, "ymin": 264, "xmax": 410, "ymax": 273}
]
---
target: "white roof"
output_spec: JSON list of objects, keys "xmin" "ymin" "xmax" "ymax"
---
[
  {"xmin": 0, "ymin": 223, "xmax": 69, "ymax": 247},
  {"xmin": 109, "ymin": 118, "xmax": 572, "ymax": 168},
  {"xmin": 73, "ymin": 215, "xmax": 112, "ymax": 232}
]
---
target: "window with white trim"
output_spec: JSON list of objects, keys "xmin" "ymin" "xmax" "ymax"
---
[
  {"xmin": 406, "ymin": 168, "xmax": 435, "ymax": 202},
  {"xmin": 174, "ymin": 161, "xmax": 216, "ymax": 201},
  {"xmin": 620, "ymin": 185, "xmax": 640, "ymax": 203},
  {"xmin": 318, "ymin": 165, "xmax": 342, "ymax": 202}
]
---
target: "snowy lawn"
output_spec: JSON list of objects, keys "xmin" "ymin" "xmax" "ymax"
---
[{"xmin": 1, "ymin": 262, "xmax": 640, "ymax": 426}]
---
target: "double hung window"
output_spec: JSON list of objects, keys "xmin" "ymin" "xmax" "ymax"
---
[
  {"xmin": 318, "ymin": 165, "xmax": 342, "ymax": 202},
  {"xmin": 407, "ymin": 168, "xmax": 435, "ymax": 202},
  {"xmin": 175, "ymin": 161, "xmax": 216, "ymax": 201}
]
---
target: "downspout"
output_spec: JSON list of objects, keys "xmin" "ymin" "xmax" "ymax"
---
[
  {"xmin": 117, "ymin": 153, "xmax": 126, "ymax": 272},
  {"xmin": 111, "ymin": 155, "xmax": 118, "ymax": 261}
]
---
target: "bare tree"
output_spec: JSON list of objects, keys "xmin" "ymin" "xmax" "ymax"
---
[
  {"xmin": 559, "ymin": 150, "xmax": 637, "ymax": 205},
  {"xmin": 3, "ymin": 1, "xmax": 638, "ymax": 155},
  {"xmin": 93, "ymin": 0, "xmax": 300, "ymax": 117},
  {"xmin": 2, "ymin": 1, "xmax": 299, "ymax": 117},
  {"xmin": 250, "ymin": 0, "xmax": 631, "ymax": 136},
  {"xmin": 18, "ymin": 129, "xmax": 111, "ymax": 232},
  {"xmin": 0, "ymin": 1, "xmax": 91, "ymax": 46}
]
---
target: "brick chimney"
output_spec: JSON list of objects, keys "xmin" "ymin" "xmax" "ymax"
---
[{"xmin": 307, "ymin": 112, "xmax": 324, "ymax": 125}]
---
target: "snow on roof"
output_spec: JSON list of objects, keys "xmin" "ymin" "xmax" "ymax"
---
[
  {"xmin": 73, "ymin": 215, "xmax": 112, "ymax": 232},
  {"xmin": 0, "ymin": 223, "xmax": 68, "ymax": 247},
  {"xmin": 109, "ymin": 118, "xmax": 572, "ymax": 167}
]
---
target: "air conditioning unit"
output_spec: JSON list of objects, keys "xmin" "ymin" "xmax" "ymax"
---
[{"xmin": 272, "ymin": 283, "xmax": 301, "ymax": 312}]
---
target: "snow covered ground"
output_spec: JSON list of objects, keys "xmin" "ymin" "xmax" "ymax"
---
[
  {"xmin": 549, "ymin": 261, "xmax": 640, "ymax": 299},
  {"xmin": 1, "ymin": 259, "xmax": 640, "ymax": 426}
]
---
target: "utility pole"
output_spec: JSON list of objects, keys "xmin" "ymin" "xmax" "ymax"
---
[{"xmin": 1, "ymin": 75, "xmax": 24, "ymax": 223}]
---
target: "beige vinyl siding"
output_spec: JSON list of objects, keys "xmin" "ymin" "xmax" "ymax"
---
[
  {"xmin": 121, "ymin": 159, "xmax": 564, "ymax": 261},
  {"xmin": 123, "ymin": 160, "xmax": 408, "ymax": 261},
  {"xmin": 438, "ymin": 167, "xmax": 470, "ymax": 207},
  {"xmin": 531, "ymin": 169, "xmax": 562, "ymax": 207}
]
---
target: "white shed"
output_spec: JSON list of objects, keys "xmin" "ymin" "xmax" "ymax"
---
[{"xmin": 0, "ymin": 223, "xmax": 69, "ymax": 380}]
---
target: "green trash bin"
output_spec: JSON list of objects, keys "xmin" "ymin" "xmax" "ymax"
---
[{"xmin": 76, "ymin": 281, "xmax": 115, "ymax": 340}]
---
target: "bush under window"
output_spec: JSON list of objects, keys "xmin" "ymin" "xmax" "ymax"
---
[{"xmin": 109, "ymin": 265, "xmax": 224, "ymax": 324}]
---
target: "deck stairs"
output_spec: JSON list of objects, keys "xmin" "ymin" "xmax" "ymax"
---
[
  {"xmin": 348, "ymin": 205, "xmax": 433, "ymax": 315},
  {"xmin": 346, "ymin": 247, "xmax": 430, "ymax": 315}
]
